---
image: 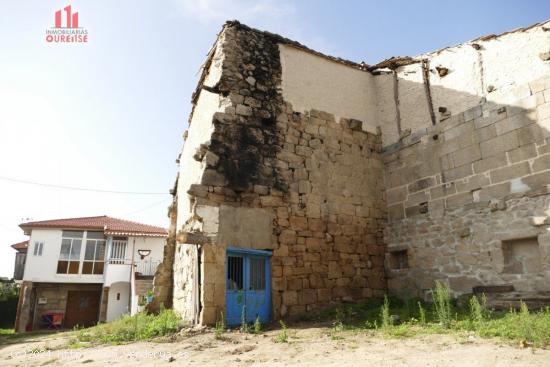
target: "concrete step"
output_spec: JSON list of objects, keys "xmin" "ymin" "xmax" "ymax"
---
[
  {"xmin": 473, "ymin": 285, "xmax": 550, "ymax": 310},
  {"xmin": 485, "ymin": 292, "xmax": 550, "ymax": 311}
]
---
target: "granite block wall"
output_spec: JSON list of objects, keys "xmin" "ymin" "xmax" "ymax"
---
[{"xmin": 383, "ymin": 76, "xmax": 550, "ymax": 297}]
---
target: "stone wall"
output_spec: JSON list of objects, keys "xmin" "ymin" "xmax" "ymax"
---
[
  {"xmin": 383, "ymin": 75, "xmax": 550, "ymax": 298},
  {"xmin": 148, "ymin": 188, "xmax": 177, "ymax": 313},
  {"xmin": 15, "ymin": 281, "xmax": 33, "ymax": 332},
  {"xmin": 31, "ymin": 283, "xmax": 102, "ymax": 329},
  {"xmin": 173, "ymin": 243, "xmax": 200, "ymax": 323},
  {"xmin": 172, "ymin": 21, "xmax": 386, "ymax": 324},
  {"xmin": 385, "ymin": 190, "xmax": 550, "ymax": 299},
  {"xmin": 373, "ymin": 20, "xmax": 550, "ymax": 142},
  {"xmin": 170, "ymin": 19, "xmax": 550, "ymax": 323},
  {"xmin": 279, "ymin": 44, "xmax": 378, "ymax": 134},
  {"xmin": 270, "ymin": 107, "xmax": 387, "ymax": 317},
  {"xmin": 277, "ymin": 21, "xmax": 550, "ymax": 147}
]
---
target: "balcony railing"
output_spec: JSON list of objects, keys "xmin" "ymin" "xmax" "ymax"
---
[
  {"xmin": 110, "ymin": 240, "xmax": 127, "ymax": 263},
  {"xmin": 108, "ymin": 258, "xmax": 132, "ymax": 265},
  {"xmin": 134, "ymin": 259, "xmax": 161, "ymax": 277}
]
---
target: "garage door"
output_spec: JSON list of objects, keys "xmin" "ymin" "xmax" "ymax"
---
[{"xmin": 65, "ymin": 290, "xmax": 101, "ymax": 328}]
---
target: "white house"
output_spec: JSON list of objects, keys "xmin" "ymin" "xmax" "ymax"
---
[{"xmin": 14, "ymin": 216, "xmax": 167, "ymax": 332}]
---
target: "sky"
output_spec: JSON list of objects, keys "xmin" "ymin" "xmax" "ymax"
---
[{"xmin": 0, "ymin": 0, "xmax": 548, "ymax": 278}]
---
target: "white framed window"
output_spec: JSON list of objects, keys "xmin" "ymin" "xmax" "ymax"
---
[
  {"xmin": 33, "ymin": 241, "xmax": 44, "ymax": 256},
  {"xmin": 57, "ymin": 230, "xmax": 83, "ymax": 274},
  {"xmin": 82, "ymin": 231, "xmax": 106, "ymax": 275}
]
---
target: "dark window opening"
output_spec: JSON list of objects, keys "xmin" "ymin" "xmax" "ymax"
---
[
  {"xmin": 502, "ymin": 237, "xmax": 541, "ymax": 274},
  {"xmin": 389, "ymin": 250, "xmax": 409, "ymax": 270},
  {"xmin": 227, "ymin": 256, "xmax": 244, "ymax": 291},
  {"xmin": 249, "ymin": 257, "xmax": 266, "ymax": 290}
]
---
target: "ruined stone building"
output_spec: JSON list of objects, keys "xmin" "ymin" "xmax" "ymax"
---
[{"xmin": 151, "ymin": 20, "xmax": 550, "ymax": 325}]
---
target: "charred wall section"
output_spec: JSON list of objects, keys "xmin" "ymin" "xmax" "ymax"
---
[{"xmin": 174, "ymin": 21, "xmax": 387, "ymax": 324}]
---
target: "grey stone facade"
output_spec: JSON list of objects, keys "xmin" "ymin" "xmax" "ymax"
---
[{"xmin": 383, "ymin": 77, "xmax": 550, "ymax": 299}]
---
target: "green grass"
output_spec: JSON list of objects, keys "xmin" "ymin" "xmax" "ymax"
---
[
  {"xmin": 305, "ymin": 284, "xmax": 550, "ymax": 347},
  {"xmin": 0, "ymin": 328, "xmax": 14, "ymax": 335},
  {"xmin": 453, "ymin": 302, "xmax": 550, "ymax": 345},
  {"xmin": 71, "ymin": 308, "xmax": 181, "ymax": 346}
]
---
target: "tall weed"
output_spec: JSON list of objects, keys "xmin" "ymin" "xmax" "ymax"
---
[{"xmin": 433, "ymin": 281, "xmax": 452, "ymax": 327}]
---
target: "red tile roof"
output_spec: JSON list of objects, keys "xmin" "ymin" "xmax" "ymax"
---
[
  {"xmin": 11, "ymin": 240, "xmax": 28, "ymax": 251},
  {"xmin": 19, "ymin": 216, "xmax": 167, "ymax": 237}
]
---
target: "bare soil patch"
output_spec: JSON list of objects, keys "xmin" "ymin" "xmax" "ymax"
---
[{"xmin": 2, "ymin": 326, "xmax": 549, "ymax": 366}]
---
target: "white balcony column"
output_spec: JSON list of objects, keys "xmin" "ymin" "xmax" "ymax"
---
[
  {"xmin": 103, "ymin": 236, "xmax": 113, "ymax": 282},
  {"xmin": 106, "ymin": 236, "xmax": 113, "ymax": 263}
]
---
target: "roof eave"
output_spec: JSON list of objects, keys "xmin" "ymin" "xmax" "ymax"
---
[{"xmin": 105, "ymin": 231, "xmax": 168, "ymax": 238}]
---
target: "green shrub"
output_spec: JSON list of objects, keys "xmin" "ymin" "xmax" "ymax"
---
[
  {"xmin": 380, "ymin": 295, "xmax": 391, "ymax": 328},
  {"xmin": 330, "ymin": 310, "xmax": 345, "ymax": 340},
  {"xmin": 0, "ymin": 283, "xmax": 19, "ymax": 328},
  {"xmin": 253, "ymin": 316, "xmax": 261, "ymax": 334},
  {"xmin": 463, "ymin": 303, "xmax": 550, "ymax": 346},
  {"xmin": 468, "ymin": 294, "xmax": 489, "ymax": 327},
  {"xmin": 0, "ymin": 283, "xmax": 18, "ymax": 301},
  {"xmin": 215, "ymin": 312, "xmax": 225, "ymax": 340},
  {"xmin": 275, "ymin": 320, "xmax": 288, "ymax": 343},
  {"xmin": 418, "ymin": 302, "xmax": 426, "ymax": 325},
  {"xmin": 285, "ymin": 295, "xmax": 550, "ymax": 347},
  {"xmin": 433, "ymin": 281, "xmax": 452, "ymax": 327}
]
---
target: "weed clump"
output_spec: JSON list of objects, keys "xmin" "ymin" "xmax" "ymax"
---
[
  {"xmin": 215, "ymin": 312, "xmax": 225, "ymax": 340},
  {"xmin": 275, "ymin": 320, "xmax": 288, "ymax": 343},
  {"xmin": 254, "ymin": 316, "xmax": 262, "ymax": 334},
  {"xmin": 74, "ymin": 308, "xmax": 181, "ymax": 345},
  {"xmin": 418, "ymin": 302, "xmax": 426, "ymax": 325},
  {"xmin": 433, "ymin": 281, "xmax": 452, "ymax": 327},
  {"xmin": 380, "ymin": 295, "xmax": 391, "ymax": 328},
  {"xmin": 310, "ymin": 285, "xmax": 550, "ymax": 347}
]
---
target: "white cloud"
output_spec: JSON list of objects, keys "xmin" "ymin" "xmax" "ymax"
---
[{"xmin": 174, "ymin": 0, "xmax": 295, "ymax": 24}]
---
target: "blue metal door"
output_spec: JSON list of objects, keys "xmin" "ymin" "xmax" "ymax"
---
[{"xmin": 226, "ymin": 248, "xmax": 271, "ymax": 326}]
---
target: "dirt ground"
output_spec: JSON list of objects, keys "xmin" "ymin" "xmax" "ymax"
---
[{"xmin": 2, "ymin": 326, "xmax": 550, "ymax": 367}]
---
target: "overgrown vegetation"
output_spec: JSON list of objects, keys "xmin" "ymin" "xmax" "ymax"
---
[
  {"xmin": 214, "ymin": 312, "xmax": 226, "ymax": 340},
  {"xmin": 418, "ymin": 301, "xmax": 426, "ymax": 325},
  {"xmin": 433, "ymin": 281, "xmax": 453, "ymax": 327},
  {"xmin": 71, "ymin": 308, "xmax": 181, "ymax": 346},
  {"xmin": 330, "ymin": 308, "xmax": 345, "ymax": 340},
  {"xmin": 275, "ymin": 320, "xmax": 288, "ymax": 343},
  {"xmin": 240, "ymin": 307, "xmax": 249, "ymax": 333},
  {"xmin": 0, "ymin": 282, "xmax": 19, "ymax": 328},
  {"xmin": 380, "ymin": 295, "xmax": 391, "ymax": 328},
  {"xmin": 0, "ymin": 282, "xmax": 18, "ymax": 300},
  {"xmin": 254, "ymin": 316, "xmax": 262, "ymax": 334},
  {"xmin": 307, "ymin": 283, "xmax": 550, "ymax": 347}
]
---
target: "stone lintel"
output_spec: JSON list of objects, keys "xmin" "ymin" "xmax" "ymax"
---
[
  {"xmin": 495, "ymin": 229, "xmax": 541, "ymax": 242},
  {"xmin": 176, "ymin": 231, "xmax": 212, "ymax": 245}
]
